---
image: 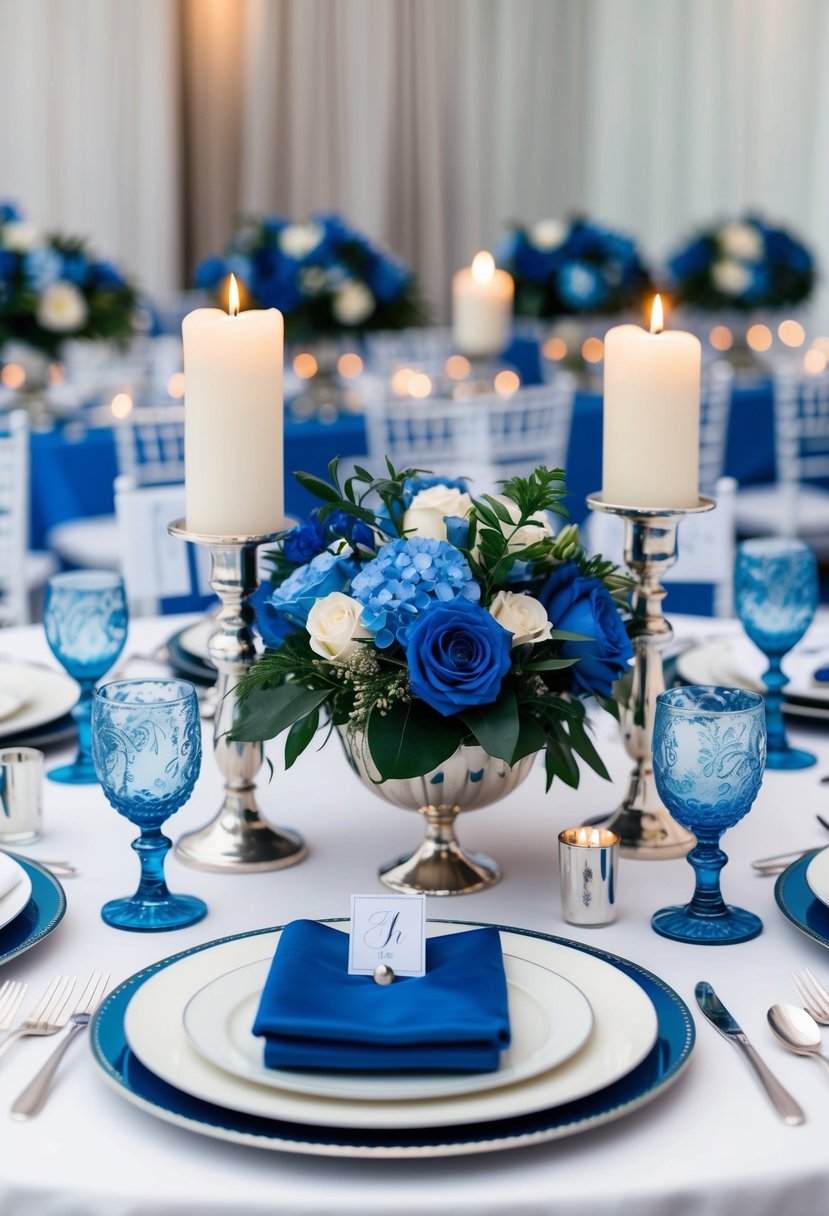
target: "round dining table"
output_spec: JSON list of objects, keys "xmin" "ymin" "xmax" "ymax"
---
[{"xmin": 1, "ymin": 611, "xmax": 828, "ymax": 1216}]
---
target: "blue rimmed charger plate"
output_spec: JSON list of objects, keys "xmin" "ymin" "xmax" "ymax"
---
[
  {"xmin": 774, "ymin": 850, "xmax": 829, "ymax": 948},
  {"xmin": 0, "ymin": 854, "xmax": 67, "ymax": 965},
  {"xmin": 90, "ymin": 918, "xmax": 695, "ymax": 1159}
]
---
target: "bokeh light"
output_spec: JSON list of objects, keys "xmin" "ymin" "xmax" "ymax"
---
[
  {"xmin": 293, "ymin": 352, "xmax": 318, "ymax": 379},
  {"xmin": 445, "ymin": 355, "xmax": 471, "ymax": 380},
  {"xmin": 337, "ymin": 352, "xmax": 363, "ymax": 379},
  {"xmin": 709, "ymin": 325, "xmax": 733, "ymax": 352},
  {"xmin": 542, "ymin": 336, "xmax": 567, "ymax": 361},
  {"xmin": 1, "ymin": 364, "xmax": 25, "ymax": 390},
  {"xmin": 111, "ymin": 392, "xmax": 133, "ymax": 419},
  {"xmin": 804, "ymin": 348, "xmax": 827, "ymax": 375},
  {"xmin": 581, "ymin": 337, "xmax": 604, "ymax": 364},
  {"xmin": 167, "ymin": 371, "xmax": 185, "ymax": 398},
  {"xmin": 778, "ymin": 319, "xmax": 805, "ymax": 348},
  {"xmin": 746, "ymin": 324, "xmax": 772, "ymax": 352},
  {"xmin": 408, "ymin": 372, "xmax": 433, "ymax": 399},
  {"xmin": 493, "ymin": 369, "xmax": 520, "ymax": 396}
]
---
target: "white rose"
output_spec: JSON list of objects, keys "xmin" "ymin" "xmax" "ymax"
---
[
  {"xmin": 3, "ymin": 221, "xmax": 42, "ymax": 252},
  {"xmin": 278, "ymin": 222, "xmax": 325, "ymax": 260},
  {"xmin": 711, "ymin": 259, "xmax": 751, "ymax": 296},
  {"xmin": 306, "ymin": 592, "xmax": 371, "ymax": 662},
  {"xmin": 490, "ymin": 494, "xmax": 552, "ymax": 552},
  {"xmin": 719, "ymin": 222, "xmax": 763, "ymax": 262},
  {"xmin": 489, "ymin": 591, "xmax": 552, "ymax": 647},
  {"xmin": 402, "ymin": 485, "xmax": 472, "ymax": 541},
  {"xmin": 530, "ymin": 218, "xmax": 566, "ymax": 251},
  {"xmin": 300, "ymin": 266, "xmax": 327, "ymax": 296},
  {"xmin": 332, "ymin": 280, "xmax": 375, "ymax": 326},
  {"xmin": 36, "ymin": 281, "xmax": 88, "ymax": 332}
]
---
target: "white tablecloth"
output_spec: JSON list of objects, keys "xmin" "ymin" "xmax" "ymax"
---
[{"xmin": 2, "ymin": 613, "xmax": 829, "ymax": 1216}]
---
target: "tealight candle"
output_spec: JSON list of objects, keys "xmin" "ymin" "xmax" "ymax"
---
[
  {"xmin": 558, "ymin": 827, "xmax": 620, "ymax": 926},
  {"xmin": 452, "ymin": 252, "xmax": 514, "ymax": 358}
]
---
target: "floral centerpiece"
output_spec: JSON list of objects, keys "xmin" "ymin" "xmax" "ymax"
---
[
  {"xmin": 496, "ymin": 216, "xmax": 653, "ymax": 319},
  {"xmin": 665, "ymin": 214, "xmax": 815, "ymax": 312},
  {"xmin": 0, "ymin": 202, "xmax": 138, "ymax": 360},
  {"xmin": 233, "ymin": 461, "xmax": 633, "ymax": 894},
  {"xmin": 195, "ymin": 212, "xmax": 425, "ymax": 343}
]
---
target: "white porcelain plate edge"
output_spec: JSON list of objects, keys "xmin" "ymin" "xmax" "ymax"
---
[
  {"xmin": 0, "ymin": 664, "xmax": 79, "ymax": 740},
  {"xmin": 0, "ymin": 859, "xmax": 33, "ymax": 932},
  {"xmin": 805, "ymin": 847, "xmax": 829, "ymax": 908}
]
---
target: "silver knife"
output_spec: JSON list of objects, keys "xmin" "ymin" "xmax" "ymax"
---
[{"xmin": 695, "ymin": 982, "xmax": 805, "ymax": 1125}]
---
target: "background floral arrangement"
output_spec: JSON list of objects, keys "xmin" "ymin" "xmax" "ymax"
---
[
  {"xmin": 234, "ymin": 461, "xmax": 633, "ymax": 789},
  {"xmin": 196, "ymin": 212, "xmax": 425, "ymax": 343},
  {"xmin": 0, "ymin": 202, "xmax": 138, "ymax": 358},
  {"xmin": 496, "ymin": 216, "xmax": 653, "ymax": 319},
  {"xmin": 666, "ymin": 214, "xmax": 815, "ymax": 312}
]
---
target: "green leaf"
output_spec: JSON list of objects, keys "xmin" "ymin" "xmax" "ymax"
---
[
  {"xmin": 524, "ymin": 657, "xmax": 579, "ymax": 672},
  {"xmin": 544, "ymin": 739, "xmax": 581, "ymax": 790},
  {"xmin": 509, "ymin": 714, "xmax": 548, "ymax": 765},
  {"xmin": 367, "ymin": 700, "xmax": 463, "ymax": 781},
  {"xmin": 459, "ymin": 688, "xmax": 520, "ymax": 762},
  {"xmin": 230, "ymin": 683, "xmax": 329, "ymax": 742},
  {"xmin": 566, "ymin": 717, "xmax": 611, "ymax": 782},
  {"xmin": 293, "ymin": 472, "xmax": 341, "ymax": 503},
  {"xmin": 284, "ymin": 708, "xmax": 320, "ymax": 770},
  {"xmin": 480, "ymin": 494, "xmax": 516, "ymax": 526},
  {"xmin": 326, "ymin": 457, "xmax": 342, "ymax": 491},
  {"xmin": 548, "ymin": 629, "xmax": 593, "ymax": 643}
]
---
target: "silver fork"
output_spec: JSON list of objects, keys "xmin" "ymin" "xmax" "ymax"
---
[
  {"xmin": 0, "ymin": 976, "xmax": 76, "ymax": 1060},
  {"xmin": 792, "ymin": 967, "xmax": 829, "ymax": 1025},
  {"xmin": 11, "ymin": 971, "xmax": 110, "ymax": 1119},
  {"xmin": 0, "ymin": 981, "xmax": 26, "ymax": 1031}
]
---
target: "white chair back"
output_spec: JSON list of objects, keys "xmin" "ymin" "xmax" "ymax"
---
[
  {"xmin": 699, "ymin": 362, "xmax": 734, "ymax": 495},
  {"xmin": 774, "ymin": 369, "xmax": 829, "ymax": 516},
  {"xmin": 0, "ymin": 410, "xmax": 29, "ymax": 626},
  {"xmin": 114, "ymin": 477, "xmax": 210, "ymax": 616},
  {"xmin": 113, "ymin": 405, "xmax": 185, "ymax": 487}
]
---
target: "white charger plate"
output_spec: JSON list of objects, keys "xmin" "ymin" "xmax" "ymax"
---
[
  {"xmin": 124, "ymin": 923, "xmax": 657, "ymax": 1131},
  {"xmin": 175, "ymin": 620, "xmax": 215, "ymax": 663},
  {"xmin": 805, "ymin": 847, "xmax": 829, "ymax": 909},
  {"xmin": 677, "ymin": 636, "xmax": 829, "ymax": 718},
  {"xmin": 0, "ymin": 856, "xmax": 32, "ymax": 933},
  {"xmin": 182, "ymin": 952, "xmax": 594, "ymax": 1102},
  {"xmin": 0, "ymin": 663, "xmax": 79, "ymax": 740}
]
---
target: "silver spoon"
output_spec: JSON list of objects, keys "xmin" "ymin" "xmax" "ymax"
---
[{"xmin": 768, "ymin": 1003, "xmax": 829, "ymax": 1076}]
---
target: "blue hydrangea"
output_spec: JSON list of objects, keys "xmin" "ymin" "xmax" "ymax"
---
[
  {"xmin": 350, "ymin": 537, "xmax": 480, "ymax": 648},
  {"xmin": 25, "ymin": 247, "xmax": 62, "ymax": 290},
  {"xmin": 557, "ymin": 261, "xmax": 608, "ymax": 311}
]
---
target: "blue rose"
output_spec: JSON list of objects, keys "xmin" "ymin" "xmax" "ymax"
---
[
  {"xmin": 61, "ymin": 252, "xmax": 89, "ymax": 286},
  {"xmin": 282, "ymin": 519, "xmax": 327, "ymax": 565},
  {"xmin": 252, "ymin": 580, "xmax": 294, "ymax": 648},
  {"xmin": 92, "ymin": 260, "xmax": 124, "ymax": 287},
  {"xmin": 365, "ymin": 254, "xmax": 410, "ymax": 303},
  {"xmin": 668, "ymin": 237, "xmax": 711, "ymax": 282},
  {"xmin": 404, "ymin": 598, "xmax": 512, "ymax": 717},
  {"xmin": 195, "ymin": 256, "xmax": 226, "ymax": 290},
  {"xmin": 325, "ymin": 509, "xmax": 375, "ymax": 551},
  {"xmin": 539, "ymin": 562, "xmax": 633, "ymax": 698},
  {"xmin": 268, "ymin": 551, "xmax": 356, "ymax": 627}
]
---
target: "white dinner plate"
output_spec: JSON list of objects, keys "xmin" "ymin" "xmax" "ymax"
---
[
  {"xmin": 175, "ymin": 619, "xmax": 215, "ymax": 663},
  {"xmin": 182, "ymin": 952, "xmax": 594, "ymax": 1102},
  {"xmin": 0, "ymin": 856, "xmax": 32, "ymax": 933},
  {"xmin": 124, "ymin": 923, "xmax": 658, "ymax": 1131},
  {"xmin": 0, "ymin": 663, "xmax": 79, "ymax": 740},
  {"xmin": 677, "ymin": 636, "xmax": 829, "ymax": 708},
  {"xmin": 0, "ymin": 690, "xmax": 23, "ymax": 722},
  {"xmin": 806, "ymin": 847, "xmax": 829, "ymax": 909}
]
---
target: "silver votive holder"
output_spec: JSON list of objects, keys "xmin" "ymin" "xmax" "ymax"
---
[
  {"xmin": 558, "ymin": 827, "xmax": 620, "ymax": 927},
  {"xmin": 0, "ymin": 748, "xmax": 44, "ymax": 844}
]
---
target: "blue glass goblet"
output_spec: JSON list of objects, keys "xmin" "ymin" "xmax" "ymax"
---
[
  {"xmin": 735, "ymin": 538, "xmax": 818, "ymax": 770},
  {"xmin": 91, "ymin": 679, "xmax": 207, "ymax": 931},
  {"xmin": 651, "ymin": 686, "xmax": 766, "ymax": 945},
  {"xmin": 43, "ymin": 570, "xmax": 128, "ymax": 784}
]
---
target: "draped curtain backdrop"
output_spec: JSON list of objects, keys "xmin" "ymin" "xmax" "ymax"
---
[{"xmin": 0, "ymin": 0, "xmax": 827, "ymax": 319}]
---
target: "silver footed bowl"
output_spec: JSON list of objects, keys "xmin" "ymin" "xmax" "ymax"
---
[{"xmin": 338, "ymin": 726, "xmax": 538, "ymax": 896}]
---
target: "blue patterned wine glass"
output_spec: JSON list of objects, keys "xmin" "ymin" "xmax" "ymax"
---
[
  {"xmin": 651, "ymin": 686, "xmax": 766, "ymax": 945},
  {"xmin": 734, "ymin": 538, "xmax": 818, "ymax": 770},
  {"xmin": 91, "ymin": 679, "xmax": 207, "ymax": 931},
  {"xmin": 43, "ymin": 570, "xmax": 128, "ymax": 784}
]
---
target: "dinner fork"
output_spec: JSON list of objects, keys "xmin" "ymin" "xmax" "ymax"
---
[
  {"xmin": 792, "ymin": 968, "xmax": 829, "ymax": 1025},
  {"xmin": 11, "ymin": 971, "xmax": 110, "ymax": 1119},
  {"xmin": 0, "ymin": 981, "xmax": 27, "ymax": 1031},
  {"xmin": 0, "ymin": 976, "xmax": 76, "ymax": 1060}
]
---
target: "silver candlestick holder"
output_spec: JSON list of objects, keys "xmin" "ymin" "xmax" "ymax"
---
[
  {"xmin": 584, "ymin": 492, "xmax": 715, "ymax": 859},
  {"xmin": 167, "ymin": 520, "xmax": 307, "ymax": 873}
]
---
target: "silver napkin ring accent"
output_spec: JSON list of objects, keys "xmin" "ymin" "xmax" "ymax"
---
[{"xmin": 373, "ymin": 964, "xmax": 396, "ymax": 986}]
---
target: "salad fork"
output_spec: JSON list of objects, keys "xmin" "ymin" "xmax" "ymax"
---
[
  {"xmin": 11, "ymin": 971, "xmax": 110, "ymax": 1119},
  {"xmin": 0, "ymin": 976, "xmax": 76, "ymax": 1060},
  {"xmin": 792, "ymin": 968, "xmax": 829, "ymax": 1025}
]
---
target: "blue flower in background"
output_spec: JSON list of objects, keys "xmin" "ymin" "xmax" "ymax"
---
[
  {"xmin": 539, "ymin": 562, "xmax": 632, "ymax": 698},
  {"xmin": 404, "ymin": 597, "xmax": 512, "ymax": 717},
  {"xmin": 282, "ymin": 519, "xmax": 328, "ymax": 565},
  {"xmin": 269, "ymin": 551, "xmax": 357, "ymax": 627},
  {"xmin": 24, "ymin": 247, "xmax": 62, "ymax": 290},
  {"xmin": 225, "ymin": 253, "xmax": 253, "ymax": 285},
  {"xmin": 0, "ymin": 202, "xmax": 20, "ymax": 223},
  {"xmin": 743, "ymin": 262, "xmax": 773, "ymax": 304},
  {"xmin": 0, "ymin": 250, "xmax": 17, "ymax": 280},
  {"xmin": 765, "ymin": 228, "xmax": 813, "ymax": 273},
  {"xmin": 92, "ymin": 261, "xmax": 124, "ymax": 287},
  {"xmin": 365, "ymin": 254, "xmax": 409, "ymax": 303},
  {"xmin": 351, "ymin": 537, "xmax": 480, "ymax": 648},
  {"xmin": 61, "ymin": 252, "xmax": 89, "ymax": 286},
  {"xmin": 195, "ymin": 256, "xmax": 226, "ymax": 290},
  {"xmin": 668, "ymin": 236, "xmax": 711, "ymax": 282},
  {"xmin": 558, "ymin": 261, "xmax": 609, "ymax": 311}
]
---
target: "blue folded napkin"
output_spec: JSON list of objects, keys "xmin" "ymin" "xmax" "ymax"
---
[{"xmin": 252, "ymin": 920, "xmax": 511, "ymax": 1072}]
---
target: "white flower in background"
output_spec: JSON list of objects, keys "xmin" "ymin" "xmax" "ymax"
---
[
  {"xmin": 488, "ymin": 590, "xmax": 552, "ymax": 647},
  {"xmin": 306, "ymin": 592, "xmax": 371, "ymax": 662},
  {"xmin": 36, "ymin": 281, "xmax": 88, "ymax": 332},
  {"xmin": 278, "ymin": 222, "xmax": 325, "ymax": 260},
  {"xmin": 530, "ymin": 218, "xmax": 567, "ymax": 251},
  {"xmin": 719, "ymin": 222, "xmax": 763, "ymax": 262},
  {"xmin": 711, "ymin": 258, "xmax": 752, "ymax": 297},
  {"xmin": 2, "ymin": 221, "xmax": 42, "ymax": 252},
  {"xmin": 332, "ymin": 280, "xmax": 375, "ymax": 326},
  {"xmin": 403, "ymin": 485, "xmax": 472, "ymax": 542},
  {"xmin": 490, "ymin": 494, "xmax": 553, "ymax": 552},
  {"xmin": 299, "ymin": 266, "xmax": 327, "ymax": 296}
]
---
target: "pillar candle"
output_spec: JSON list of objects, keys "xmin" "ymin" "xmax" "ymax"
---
[
  {"xmin": 183, "ymin": 281, "xmax": 284, "ymax": 536},
  {"xmin": 452, "ymin": 252, "xmax": 514, "ymax": 358},
  {"xmin": 602, "ymin": 297, "xmax": 701, "ymax": 508}
]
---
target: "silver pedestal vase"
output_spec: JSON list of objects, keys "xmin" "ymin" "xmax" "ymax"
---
[
  {"xmin": 584, "ymin": 493, "xmax": 715, "ymax": 859},
  {"xmin": 340, "ymin": 726, "xmax": 537, "ymax": 895},
  {"xmin": 168, "ymin": 521, "xmax": 307, "ymax": 873}
]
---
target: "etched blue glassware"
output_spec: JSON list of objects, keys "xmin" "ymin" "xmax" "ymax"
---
[
  {"xmin": 651, "ymin": 686, "xmax": 766, "ymax": 945},
  {"xmin": 91, "ymin": 679, "xmax": 207, "ymax": 931},
  {"xmin": 43, "ymin": 570, "xmax": 128, "ymax": 785},
  {"xmin": 734, "ymin": 537, "xmax": 818, "ymax": 770}
]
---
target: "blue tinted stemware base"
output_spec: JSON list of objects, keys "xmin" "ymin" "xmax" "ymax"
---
[
  {"xmin": 47, "ymin": 757, "xmax": 99, "ymax": 785},
  {"xmin": 101, "ymin": 892, "xmax": 207, "ymax": 933},
  {"xmin": 651, "ymin": 903, "xmax": 763, "ymax": 945},
  {"xmin": 765, "ymin": 745, "xmax": 816, "ymax": 771}
]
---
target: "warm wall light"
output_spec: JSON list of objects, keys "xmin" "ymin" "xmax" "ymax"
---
[
  {"xmin": 111, "ymin": 392, "xmax": 133, "ymax": 419},
  {"xmin": 746, "ymin": 324, "xmax": 772, "ymax": 352},
  {"xmin": 293, "ymin": 352, "xmax": 318, "ymax": 379},
  {"xmin": 581, "ymin": 337, "xmax": 604, "ymax": 364},
  {"xmin": 445, "ymin": 355, "xmax": 471, "ymax": 380},
  {"xmin": 337, "ymin": 352, "xmax": 363, "ymax": 379},
  {"xmin": 1, "ymin": 363, "xmax": 25, "ymax": 390},
  {"xmin": 778, "ymin": 319, "xmax": 805, "ymax": 348},
  {"xmin": 650, "ymin": 294, "xmax": 664, "ymax": 334},
  {"xmin": 542, "ymin": 336, "xmax": 567, "ymax": 361},
  {"xmin": 494, "ymin": 369, "xmax": 520, "ymax": 396},
  {"xmin": 709, "ymin": 325, "xmax": 733, "ymax": 352},
  {"xmin": 471, "ymin": 251, "xmax": 495, "ymax": 285}
]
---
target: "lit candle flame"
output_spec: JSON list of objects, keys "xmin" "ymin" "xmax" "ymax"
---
[
  {"xmin": 471, "ymin": 251, "xmax": 495, "ymax": 285},
  {"xmin": 228, "ymin": 273, "xmax": 240, "ymax": 317},
  {"xmin": 650, "ymin": 294, "xmax": 664, "ymax": 335}
]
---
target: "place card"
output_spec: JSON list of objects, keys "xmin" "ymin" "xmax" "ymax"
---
[{"xmin": 348, "ymin": 893, "xmax": 426, "ymax": 977}]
